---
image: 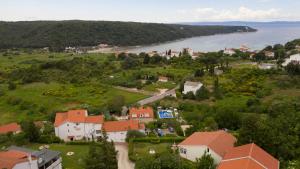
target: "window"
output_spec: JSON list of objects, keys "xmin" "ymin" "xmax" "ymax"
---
[
  {"xmin": 68, "ymin": 129, "xmax": 70, "ymax": 133},
  {"xmin": 67, "ymin": 124, "xmax": 69, "ymax": 126},
  {"xmin": 207, "ymin": 148, "xmax": 210, "ymax": 153},
  {"xmin": 96, "ymin": 130, "xmax": 101, "ymax": 134},
  {"xmin": 76, "ymin": 123, "xmax": 79, "ymax": 126},
  {"xmin": 180, "ymin": 148, "xmax": 187, "ymax": 154}
]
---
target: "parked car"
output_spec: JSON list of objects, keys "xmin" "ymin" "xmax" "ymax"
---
[{"xmin": 168, "ymin": 127, "xmax": 174, "ymax": 133}]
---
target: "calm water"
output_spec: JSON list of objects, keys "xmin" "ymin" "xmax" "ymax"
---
[{"xmin": 128, "ymin": 23, "xmax": 300, "ymax": 53}]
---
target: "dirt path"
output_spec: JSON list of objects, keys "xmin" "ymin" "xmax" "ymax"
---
[
  {"xmin": 114, "ymin": 86, "xmax": 158, "ymax": 96},
  {"xmin": 115, "ymin": 144, "xmax": 135, "ymax": 169}
]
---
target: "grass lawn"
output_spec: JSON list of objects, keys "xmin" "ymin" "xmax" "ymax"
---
[
  {"xmin": 0, "ymin": 82, "xmax": 147, "ymax": 124},
  {"xmin": 143, "ymin": 81, "xmax": 177, "ymax": 92},
  {"xmin": 132, "ymin": 142, "xmax": 172, "ymax": 160},
  {"xmin": 27, "ymin": 143, "xmax": 90, "ymax": 169}
]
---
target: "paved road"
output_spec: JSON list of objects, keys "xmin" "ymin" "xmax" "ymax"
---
[
  {"xmin": 137, "ymin": 87, "xmax": 178, "ymax": 105},
  {"xmin": 115, "ymin": 144, "xmax": 135, "ymax": 169}
]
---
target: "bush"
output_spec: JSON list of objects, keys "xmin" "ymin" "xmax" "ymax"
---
[
  {"xmin": 8, "ymin": 81, "xmax": 16, "ymax": 90},
  {"xmin": 7, "ymin": 96, "xmax": 22, "ymax": 105},
  {"xmin": 126, "ymin": 130, "xmax": 146, "ymax": 142}
]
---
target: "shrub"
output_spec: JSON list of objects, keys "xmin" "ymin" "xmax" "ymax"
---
[{"xmin": 8, "ymin": 81, "xmax": 16, "ymax": 90}]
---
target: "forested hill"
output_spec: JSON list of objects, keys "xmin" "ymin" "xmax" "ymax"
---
[{"xmin": 0, "ymin": 20, "xmax": 256, "ymax": 49}]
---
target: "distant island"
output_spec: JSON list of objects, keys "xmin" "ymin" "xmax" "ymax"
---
[{"xmin": 0, "ymin": 20, "xmax": 256, "ymax": 50}]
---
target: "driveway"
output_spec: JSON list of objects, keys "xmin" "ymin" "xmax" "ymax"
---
[{"xmin": 115, "ymin": 143, "xmax": 135, "ymax": 169}]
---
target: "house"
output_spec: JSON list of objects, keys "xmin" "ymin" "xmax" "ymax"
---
[
  {"xmin": 183, "ymin": 81, "xmax": 203, "ymax": 95},
  {"xmin": 129, "ymin": 107, "xmax": 154, "ymax": 122},
  {"xmin": 218, "ymin": 143, "xmax": 279, "ymax": 169},
  {"xmin": 282, "ymin": 53, "xmax": 300, "ymax": 66},
  {"xmin": 183, "ymin": 48, "xmax": 194, "ymax": 56},
  {"xmin": 54, "ymin": 109, "xmax": 104, "ymax": 141},
  {"xmin": 158, "ymin": 76, "xmax": 168, "ymax": 83},
  {"xmin": 103, "ymin": 120, "xmax": 145, "ymax": 142},
  {"xmin": 240, "ymin": 45, "xmax": 250, "ymax": 52},
  {"xmin": 224, "ymin": 48, "xmax": 236, "ymax": 56},
  {"xmin": 178, "ymin": 131, "xmax": 236, "ymax": 163},
  {"xmin": 0, "ymin": 123, "xmax": 21, "ymax": 135},
  {"xmin": 264, "ymin": 51, "xmax": 275, "ymax": 58},
  {"xmin": 0, "ymin": 146, "xmax": 62, "ymax": 169}
]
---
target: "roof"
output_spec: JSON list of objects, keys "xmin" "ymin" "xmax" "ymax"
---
[
  {"xmin": 184, "ymin": 81, "xmax": 203, "ymax": 87},
  {"xmin": 103, "ymin": 120, "xmax": 145, "ymax": 132},
  {"xmin": 8, "ymin": 146, "xmax": 61, "ymax": 167},
  {"xmin": 178, "ymin": 131, "xmax": 236, "ymax": 157},
  {"xmin": 0, "ymin": 150, "xmax": 32, "ymax": 169},
  {"xmin": 0, "ymin": 122, "xmax": 21, "ymax": 134},
  {"xmin": 158, "ymin": 76, "xmax": 168, "ymax": 80},
  {"xmin": 129, "ymin": 107, "xmax": 154, "ymax": 118},
  {"xmin": 218, "ymin": 143, "xmax": 279, "ymax": 169},
  {"xmin": 54, "ymin": 109, "xmax": 104, "ymax": 127}
]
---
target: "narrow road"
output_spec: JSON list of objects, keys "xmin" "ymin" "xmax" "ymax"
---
[
  {"xmin": 114, "ymin": 86, "xmax": 158, "ymax": 96},
  {"xmin": 137, "ymin": 86, "xmax": 178, "ymax": 105},
  {"xmin": 115, "ymin": 144, "xmax": 135, "ymax": 169}
]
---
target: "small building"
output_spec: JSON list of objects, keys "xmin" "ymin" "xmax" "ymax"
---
[
  {"xmin": 240, "ymin": 45, "xmax": 250, "ymax": 52},
  {"xmin": 183, "ymin": 48, "xmax": 194, "ymax": 56},
  {"xmin": 183, "ymin": 81, "xmax": 203, "ymax": 95},
  {"xmin": 0, "ymin": 123, "xmax": 21, "ymax": 135},
  {"xmin": 282, "ymin": 53, "xmax": 300, "ymax": 66},
  {"xmin": 178, "ymin": 131, "xmax": 236, "ymax": 163},
  {"xmin": 54, "ymin": 109, "xmax": 104, "ymax": 141},
  {"xmin": 103, "ymin": 120, "xmax": 145, "ymax": 142},
  {"xmin": 224, "ymin": 48, "xmax": 236, "ymax": 56},
  {"xmin": 158, "ymin": 76, "xmax": 168, "ymax": 83},
  {"xmin": 0, "ymin": 146, "xmax": 62, "ymax": 169},
  {"xmin": 129, "ymin": 107, "xmax": 154, "ymax": 122},
  {"xmin": 264, "ymin": 51, "xmax": 275, "ymax": 58},
  {"xmin": 218, "ymin": 143, "xmax": 279, "ymax": 169}
]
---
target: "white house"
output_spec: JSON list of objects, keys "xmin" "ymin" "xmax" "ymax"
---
[
  {"xmin": 103, "ymin": 120, "xmax": 145, "ymax": 142},
  {"xmin": 54, "ymin": 109, "xmax": 104, "ymax": 141},
  {"xmin": 158, "ymin": 76, "xmax": 168, "ymax": 83},
  {"xmin": 282, "ymin": 53, "xmax": 300, "ymax": 66},
  {"xmin": 1, "ymin": 146, "xmax": 62, "ymax": 169},
  {"xmin": 178, "ymin": 131, "xmax": 236, "ymax": 164},
  {"xmin": 224, "ymin": 48, "xmax": 236, "ymax": 56},
  {"xmin": 183, "ymin": 81, "xmax": 203, "ymax": 95}
]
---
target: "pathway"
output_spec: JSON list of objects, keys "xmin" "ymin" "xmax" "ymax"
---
[{"xmin": 115, "ymin": 143, "xmax": 135, "ymax": 169}]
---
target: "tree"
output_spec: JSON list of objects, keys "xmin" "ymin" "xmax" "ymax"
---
[
  {"xmin": 286, "ymin": 61, "xmax": 300, "ymax": 76},
  {"xmin": 183, "ymin": 91, "xmax": 195, "ymax": 100},
  {"xmin": 194, "ymin": 69, "xmax": 205, "ymax": 77},
  {"xmin": 21, "ymin": 120, "xmax": 40, "ymax": 142},
  {"xmin": 8, "ymin": 81, "xmax": 16, "ymax": 90},
  {"xmin": 195, "ymin": 87, "xmax": 210, "ymax": 101},
  {"xmin": 107, "ymin": 95, "xmax": 125, "ymax": 115},
  {"xmin": 143, "ymin": 54, "xmax": 150, "ymax": 64},
  {"xmin": 126, "ymin": 130, "xmax": 146, "ymax": 141},
  {"xmin": 122, "ymin": 56, "xmax": 139, "ymax": 69},
  {"xmin": 213, "ymin": 77, "xmax": 222, "ymax": 99},
  {"xmin": 196, "ymin": 150, "xmax": 216, "ymax": 169}
]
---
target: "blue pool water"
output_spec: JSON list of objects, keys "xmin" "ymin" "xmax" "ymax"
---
[{"xmin": 158, "ymin": 110, "xmax": 174, "ymax": 119}]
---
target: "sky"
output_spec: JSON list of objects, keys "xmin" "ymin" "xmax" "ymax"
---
[{"xmin": 1, "ymin": 0, "xmax": 300, "ymax": 23}]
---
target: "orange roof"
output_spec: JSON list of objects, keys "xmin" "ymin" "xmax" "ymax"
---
[
  {"xmin": 103, "ymin": 120, "xmax": 145, "ymax": 132},
  {"xmin": 0, "ymin": 123, "xmax": 21, "ymax": 134},
  {"xmin": 158, "ymin": 76, "xmax": 168, "ymax": 80},
  {"xmin": 218, "ymin": 143, "xmax": 279, "ymax": 169},
  {"xmin": 54, "ymin": 109, "xmax": 104, "ymax": 127},
  {"xmin": 0, "ymin": 150, "xmax": 32, "ymax": 169},
  {"xmin": 129, "ymin": 107, "xmax": 154, "ymax": 119},
  {"xmin": 178, "ymin": 131, "xmax": 236, "ymax": 157}
]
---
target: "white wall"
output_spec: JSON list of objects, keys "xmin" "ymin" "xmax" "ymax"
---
[
  {"xmin": 178, "ymin": 145, "xmax": 222, "ymax": 164},
  {"xmin": 55, "ymin": 122, "xmax": 102, "ymax": 141},
  {"xmin": 107, "ymin": 129, "xmax": 145, "ymax": 143},
  {"xmin": 46, "ymin": 157, "xmax": 62, "ymax": 169},
  {"xmin": 183, "ymin": 84, "xmax": 203, "ymax": 95},
  {"xmin": 13, "ymin": 159, "xmax": 38, "ymax": 169}
]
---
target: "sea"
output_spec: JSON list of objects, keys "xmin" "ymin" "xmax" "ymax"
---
[{"xmin": 128, "ymin": 22, "xmax": 300, "ymax": 53}]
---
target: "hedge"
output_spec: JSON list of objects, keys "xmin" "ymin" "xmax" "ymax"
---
[{"xmin": 130, "ymin": 137, "xmax": 185, "ymax": 144}]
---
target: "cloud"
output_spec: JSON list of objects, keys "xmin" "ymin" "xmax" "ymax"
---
[{"xmin": 176, "ymin": 6, "xmax": 290, "ymax": 22}]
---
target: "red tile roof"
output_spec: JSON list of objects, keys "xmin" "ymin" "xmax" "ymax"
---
[
  {"xmin": 0, "ymin": 150, "xmax": 32, "ymax": 169},
  {"xmin": 218, "ymin": 143, "xmax": 279, "ymax": 169},
  {"xmin": 103, "ymin": 120, "xmax": 145, "ymax": 132},
  {"xmin": 178, "ymin": 130, "xmax": 236, "ymax": 157},
  {"xmin": 54, "ymin": 109, "xmax": 104, "ymax": 127},
  {"xmin": 129, "ymin": 107, "xmax": 154, "ymax": 119},
  {"xmin": 0, "ymin": 123, "xmax": 21, "ymax": 134}
]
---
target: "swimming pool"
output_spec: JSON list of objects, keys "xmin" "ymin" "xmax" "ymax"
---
[{"xmin": 158, "ymin": 110, "xmax": 174, "ymax": 119}]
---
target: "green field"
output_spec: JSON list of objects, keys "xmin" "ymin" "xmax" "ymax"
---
[
  {"xmin": 27, "ymin": 144, "xmax": 90, "ymax": 169},
  {"xmin": 131, "ymin": 142, "xmax": 172, "ymax": 160}
]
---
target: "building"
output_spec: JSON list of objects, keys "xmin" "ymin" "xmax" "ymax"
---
[
  {"xmin": 282, "ymin": 53, "xmax": 300, "ymax": 66},
  {"xmin": 183, "ymin": 48, "xmax": 194, "ymax": 56},
  {"xmin": 0, "ymin": 146, "xmax": 62, "ymax": 169},
  {"xmin": 218, "ymin": 143, "xmax": 279, "ymax": 169},
  {"xmin": 224, "ymin": 48, "xmax": 236, "ymax": 56},
  {"xmin": 158, "ymin": 76, "xmax": 168, "ymax": 83},
  {"xmin": 264, "ymin": 51, "xmax": 275, "ymax": 58},
  {"xmin": 240, "ymin": 45, "xmax": 250, "ymax": 52},
  {"xmin": 182, "ymin": 81, "xmax": 203, "ymax": 95},
  {"xmin": 129, "ymin": 107, "xmax": 154, "ymax": 123},
  {"xmin": 178, "ymin": 131, "xmax": 236, "ymax": 163},
  {"xmin": 0, "ymin": 123, "xmax": 21, "ymax": 135},
  {"xmin": 54, "ymin": 109, "xmax": 104, "ymax": 141},
  {"xmin": 103, "ymin": 120, "xmax": 145, "ymax": 142}
]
